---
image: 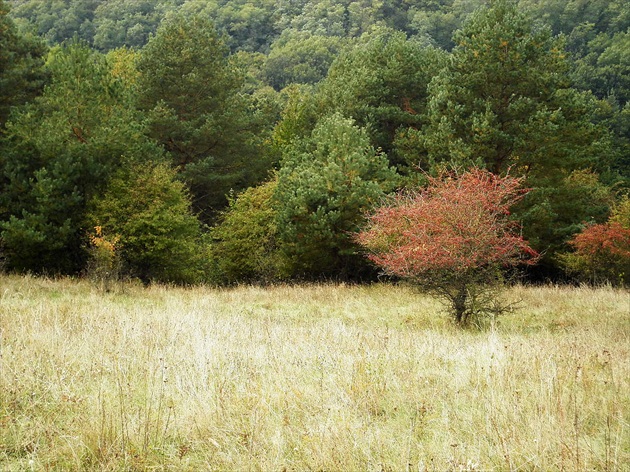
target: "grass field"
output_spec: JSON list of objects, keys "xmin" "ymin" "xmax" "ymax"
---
[{"xmin": 0, "ymin": 274, "xmax": 628, "ymax": 471}]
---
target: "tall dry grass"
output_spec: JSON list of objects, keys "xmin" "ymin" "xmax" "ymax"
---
[{"xmin": 0, "ymin": 274, "xmax": 628, "ymax": 471}]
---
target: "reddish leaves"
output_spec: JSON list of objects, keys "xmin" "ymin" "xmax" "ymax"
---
[
  {"xmin": 564, "ymin": 221, "xmax": 630, "ymax": 285},
  {"xmin": 356, "ymin": 169, "xmax": 538, "ymax": 279},
  {"xmin": 569, "ymin": 222, "xmax": 630, "ymax": 260}
]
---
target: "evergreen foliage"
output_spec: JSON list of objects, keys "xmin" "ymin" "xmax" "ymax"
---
[
  {"xmin": 320, "ymin": 28, "xmax": 447, "ymax": 169},
  {"xmin": 420, "ymin": 0, "xmax": 606, "ymax": 177},
  {"xmin": 136, "ymin": 14, "xmax": 271, "ymax": 223},
  {"xmin": 0, "ymin": 0, "xmax": 628, "ymax": 284},
  {"xmin": 0, "ymin": 40, "xmax": 159, "ymax": 274},
  {"xmin": 0, "ymin": 0, "xmax": 48, "ymax": 130},
  {"xmin": 275, "ymin": 113, "xmax": 398, "ymax": 278},
  {"xmin": 416, "ymin": 0, "xmax": 615, "ymax": 273}
]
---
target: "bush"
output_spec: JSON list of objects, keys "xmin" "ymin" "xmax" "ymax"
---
[
  {"xmin": 85, "ymin": 225, "xmax": 121, "ymax": 291},
  {"xmin": 89, "ymin": 162, "xmax": 206, "ymax": 284},
  {"xmin": 356, "ymin": 169, "xmax": 538, "ymax": 325},
  {"xmin": 209, "ymin": 179, "xmax": 289, "ymax": 284},
  {"xmin": 561, "ymin": 198, "xmax": 630, "ymax": 286}
]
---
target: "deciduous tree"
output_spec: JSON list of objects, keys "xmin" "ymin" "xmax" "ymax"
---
[
  {"xmin": 210, "ymin": 179, "xmax": 288, "ymax": 284},
  {"xmin": 88, "ymin": 162, "xmax": 206, "ymax": 284},
  {"xmin": 356, "ymin": 169, "xmax": 538, "ymax": 325},
  {"xmin": 264, "ymin": 30, "xmax": 345, "ymax": 90},
  {"xmin": 561, "ymin": 197, "xmax": 630, "ymax": 286}
]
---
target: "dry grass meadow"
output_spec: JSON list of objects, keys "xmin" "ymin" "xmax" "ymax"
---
[{"xmin": 0, "ymin": 274, "xmax": 628, "ymax": 471}]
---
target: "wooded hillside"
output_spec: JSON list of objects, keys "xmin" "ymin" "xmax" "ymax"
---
[{"xmin": 1, "ymin": 0, "xmax": 628, "ymax": 284}]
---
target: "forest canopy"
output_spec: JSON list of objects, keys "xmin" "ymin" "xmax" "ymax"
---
[{"xmin": 1, "ymin": 0, "xmax": 629, "ymax": 284}]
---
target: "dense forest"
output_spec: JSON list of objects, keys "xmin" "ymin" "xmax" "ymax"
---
[{"xmin": 1, "ymin": 0, "xmax": 629, "ymax": 284}]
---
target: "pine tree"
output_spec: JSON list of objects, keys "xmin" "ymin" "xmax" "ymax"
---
[
  {"xmin": 136, "ymin": 14, "xmax": 271, "ymax": 223},
  {"xmin": 417, "ymin": 0, "xmax": 615, "ymax": 272},
  {"xmin": 275, "ymin": 113, "xmax": 398, "ymax": 278},
  {"xmin": 421, "ymin": 0, "xmax": 606, "ymax": 178},
  {"xmin": 319, "ymin": 28, "xmax": 446, "ymax": 169},
  {"xmin": 1, "ymin": 41, "xmax": 160, "ymax": 273},
  {"xmin": 0, "ymin": 0, "xmax": 48, "ymax": 130}
]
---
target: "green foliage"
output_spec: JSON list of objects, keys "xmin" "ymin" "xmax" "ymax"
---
[
  {"xmin": 264, "ymin": 31, "xmax": 345, "ymax": 90},
  {"xmin": 611, "ymin": 195, "xmax": 630, "ymax": 227},
  {"xmin": 287, "ymin": 0, "xmax": 416, "ymax": 39},
  {"xmin": 1, "ymin": 0, "xmax": 628, "ymax": 284},
  {"xmin": 408, "ymin": 0, "xmax": 479, "ymax": 50},
  {"xmin": 0, "ymin": 0, "xmax": 48, "ymax": 129},
  {"xmin": 421, "ymin": 0, "xmax": 606, "ymax": 176},
  {"xmin": 271, "ymin": 84, "xmax": 322, "ymax": 152},
  {"xmin": 6, "ymin": 0, "xmax": 626, "ymax": 62},
  {"xmin": 7, "ymin": 0, "xmax": 99, "ymax": 45},
  {"xmin": 570, "ymin": 28, "xmax": 630, "ymax": 184},
  {"xmin": 0, "ymin": 212, "xmax": 77, "ymax": 273},
  {"xmin": 92, "ymin": 0, "xmax": 166, "ymax": 51},
  {"xmin": 519, "ymin": 0, "xmax": 629, "ymax": 37},
  {"xmin": 0, "ymin": 40, "xmax": 160, "ymax": 274},
  {"xmin": 416, "ymin": 0, "xmax": 616, "ymax": 271},
  {"xmin": 275, "ymin": 113, "xmax": 398, "ymax": 278},
  {"xmin": 572, "ymin": 30, "xmax": 630, "ymax": 105},
  {"xmin": 179, "ymin": 0, "xmax": 281, "ymax": 53},
  {"xmin": 288, "ymin": 0, "xmax": 349, "ymax": 37},
  {"xmin": 88, "ymin": 162, "xmax": 205, "ymax": 284},
  {"xmin": 136, "ymin": 14, "xmax": 272, "ymax": 223},
  {"xmin": 210, "ymin": 179, "xmax": 289, "ymax": 284},
  {"xmin": 320, "ymin": 28, "xmax": 447, "ymax": 169}
]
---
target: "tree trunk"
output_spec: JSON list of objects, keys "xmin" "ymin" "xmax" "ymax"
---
[{"xmin": 452, "ymin": 285, "xmax": 468, "ymax": 325}]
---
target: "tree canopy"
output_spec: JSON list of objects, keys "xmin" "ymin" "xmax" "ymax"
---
[
  {"xmin": 0, "ymin": 0, "xmax": 47, "ymax": 129},
  {"xmin": 136, "ymin": 14, "xmax": 272, "ymax": 223},
  {"xmin": 1, "ymin": 40, "xmax": 160, "ymax": 273},
  {"xmin": 0, "ymin": 0, "xmax": 628, "ymax": 285},
  {"xmin": 275, "ymin": 113, "xmax": 398, "ymax": 278}
]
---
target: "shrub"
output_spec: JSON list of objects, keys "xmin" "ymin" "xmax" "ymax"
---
[
  {"xmin": 89, "ymin": 162, "xmax": 206, "ymax": 284},
  {"xmin": 85, "ymin": 225, "xmax": 121, "ymax": 291},
  {"xmin": 209, "ymin": 179, "xmax": 289, "ymax": 284},
  {"xmin": 356, "ymin": 169, "xmax": 538, "ymax": 325},
  {"xmin": 561, "ymin": 198, "xmax": 630, "ymax": 286}
]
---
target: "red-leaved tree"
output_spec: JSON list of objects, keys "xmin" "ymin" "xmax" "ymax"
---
[
  {"xmin": 356, "ymin": 169, "xmax": 539, "ymax": 325},
  {"xmin": 562, "ymin": 221, "xmax": 630, "ymax": 286}
]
